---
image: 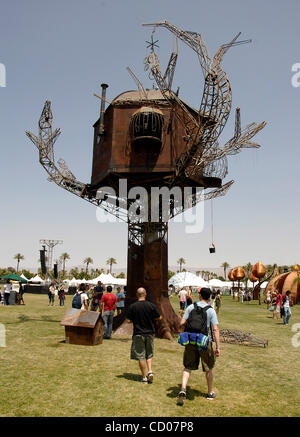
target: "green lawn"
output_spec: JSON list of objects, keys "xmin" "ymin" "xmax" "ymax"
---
[{"xmin": 0, "ymin": 293, "xmax": 299, "ymax": 417}]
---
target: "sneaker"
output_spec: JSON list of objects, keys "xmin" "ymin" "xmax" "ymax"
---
[
  {"xmin": 176, "ymin": 390, "xmax": 186, "ymax": 406},
  {"xmin": 141, "ymin": 377, "xmax": 148, "ymax": 384},
  {"xmin": 206, "ymin": 392, "xmax": 216, "ymax": 400},
  {"xmin": 147, "ymin": 371, "xmax": 154, "ymax": 383}
]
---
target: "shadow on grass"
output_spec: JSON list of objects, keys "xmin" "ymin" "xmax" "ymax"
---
[
  {"xmin": 166, "ymin": 385, "xmax": 206, "ymax": 400},
  {"xmin": 6, "ymin": 314, "xmax": 61, "ymax": 324},
  {"xmin": 116, "ymin": 373, "xmax": 141, "ymax": 382},
  {"xmin": 110, "ymin": 337, "xmax": 130, "ymax": 343}
]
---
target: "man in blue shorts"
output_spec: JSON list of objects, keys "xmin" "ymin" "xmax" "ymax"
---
[{"xmin": 177, "ymin": 287, "xmax": 220, "ymax": 404}]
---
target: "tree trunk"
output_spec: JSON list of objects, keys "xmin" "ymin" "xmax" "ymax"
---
[{"xmin": 113, "ymin": 222, "xmax": 181, "ymax": 340}]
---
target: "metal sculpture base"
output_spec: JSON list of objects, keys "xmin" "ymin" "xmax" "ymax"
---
[{"xmin": 113, "ymin": 222, "xmax": 180, "ymax": 339}]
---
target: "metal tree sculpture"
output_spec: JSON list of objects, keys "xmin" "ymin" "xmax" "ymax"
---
[{"xmin": 26, "ymin": 22, "xmax": 266, "ymax": 339}]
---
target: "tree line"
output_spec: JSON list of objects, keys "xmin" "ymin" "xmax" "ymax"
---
[{"xmin": 0, "ymin": 253, "xmax": 124, "ymax": 280}]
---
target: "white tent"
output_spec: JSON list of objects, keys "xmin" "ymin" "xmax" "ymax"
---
[
  {"xmin": 168, "ymin": 272, "xmax": 209, "ymax": 289},
  {"xmin": 247, "ymin": 280, "xmax": 268, "ymax": 289},
  {"xmin": 220, "ymin": 281, "xmax": 234, "ymax": 288},
  {"xmin": 208, "ymin": 279, "xmax": 231, "ymax": 288},
  {"xmin": 88, "ymin": 273, "xmax": 110, "ymax": 285},
  {"xmin": 88, "ymin": 274, "xmax": 127, "ymax": 286},
  {"xmin": 20, "ymin": 273, "xmax": 28, "ymax": 281},
  {"xmin": 105, "ymin": 273, "xmax": 127, "ymax": 285},
  {"xmin": 112, "ymin": 277, "xmax": 127, "ymax": 286},
  {"xmin": 29, "ymin": 275, "xmax": 45, "ymax": 284}
]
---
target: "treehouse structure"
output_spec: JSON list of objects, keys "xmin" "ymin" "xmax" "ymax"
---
[{"xmin": 26, "ymin": 21, "xmax": 266, "ymax": 339}]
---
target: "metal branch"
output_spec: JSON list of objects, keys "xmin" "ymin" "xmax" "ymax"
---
[
  {"xmin": 26, "ymin": 101, "xmax": 129, "ymax": 222},
  {"xmin": 126, "ymin": 67, "xmax": 148, "ymax": 101}
]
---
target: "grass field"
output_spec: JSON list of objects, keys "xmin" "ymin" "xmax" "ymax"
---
[{"xmin": 0, "ymin": 293, "xmax": 299, "ymax": 417}]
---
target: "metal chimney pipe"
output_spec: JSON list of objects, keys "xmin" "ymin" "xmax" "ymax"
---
[{"xmin": 99, "ymin": 83, "xmax": 108, "ymax": 135}]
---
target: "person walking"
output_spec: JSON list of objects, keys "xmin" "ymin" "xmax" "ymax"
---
[
  {"xmin": 273, "ymin": 291, "xmax": 283, "ymax": 320},
  {"xmin": 282, "ymin": 291, "xmax": 292, "ymax": 325},
  {"xmin": 90, "ymin": 281, "xmax": 103, "ymax": 311},
  {"xmin": 100, "ymin": 286, "xmax": 117, "ymax": 339},
  {"xmin": 58, "ymin": 283, "xmax": 66, "ymax": 306},
  {"xmin": 72, "ymin": 283, "xmax": 89, "ymax": 310},
  {"xmin": 247, "ymin": 290, "xmax": 252, "ymax": 303},
  {"xmin": 4, "ymin": 280, "xmax": 12, "ymax": 306},
  {"xmin": 178, "ymin": 287, "xmax": 187, "ymax": 315},
  {"xmin": 265, "ymin": 290, "xmax": 271, "ymax": 309},
  {"xmin": 48, "ymin": 281, "xmax": 56, "ymax": 306},
  {"xmin": 186, "ymin": 286, "xmax": 193, "ymax": 306},
  {"xmin": 116, "ymin": 287, "xmax": 125, "ymax": 315},
  {"xmin": 215, "ymin": 290, "xmax": 222, "ymax": 315},
  {"xmin": 18, "ymin": 282, "xmax": 25, "ymax": 305},
  {"xmin": 241, "ymin": 289, "xmax": 245, "ymax": 303},
  {"xmin": 270, "ymin": 292, "xmax": 277, "ymax": 317},
  {"xmin": 126, "ymin": 287, "xmax": 162, "ymax": 384},
  {"xmin": 177, "ymin": 287, "xmax": 220, "ymax": 404}
]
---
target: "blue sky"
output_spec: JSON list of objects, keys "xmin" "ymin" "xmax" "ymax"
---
[{"xmin": 0, "ymin": 0, "xmax": 299, "ymax": 273}]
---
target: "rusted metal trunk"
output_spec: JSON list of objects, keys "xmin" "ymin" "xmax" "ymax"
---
[{"xmin": 113, "ymin": 221, "xmax": 181, "ymax": 339}]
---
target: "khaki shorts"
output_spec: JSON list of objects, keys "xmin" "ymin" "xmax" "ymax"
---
[
  {"xmin": 183, "ymin": 342, "xmax": 215, "ymax": 372},
  {"xmin": 130, "ymin": 335, "xmax": 154, "ymax": 361}
]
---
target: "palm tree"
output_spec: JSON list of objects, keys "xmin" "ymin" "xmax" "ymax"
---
[
  {"xmin": 69, "ymin": 267, "xmax": 79, "ymax": 279},
  {"xmin": 221, "ymin": 262, "xmax": 230, "ymax": 280},
  {"xmin": 177, "ymin": 258, "xmax": 186, "ymax": 272},
  {"xmin": 83, "ymin": 257, "xmax": 93, "ymax": 275},
  {"xmin": 117, "ymin": 272, "xmax": 126, "ymax": 279},
  {"xmin": 14, "ymin": 253, "xmax": 24, "ymax": 272},
  {"xmin": 60, "ymin": 253, "xmax": 70, "ymax": 277},
  {"xmin": 106, "ymin": 257, "xmax": 117, "ymax": 274},
  {"xmin": 242, "ymin": 262, "xmax": 253, "ymax": 291}
]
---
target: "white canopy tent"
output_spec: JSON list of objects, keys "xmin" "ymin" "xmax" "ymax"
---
[
  {"xmin": 168, "ymin": 272, "xmax": 209, "ymax": 289},
  {"xmin": 247, "ymin": 280, "xmax": 268, "ymax": 289},
  {"xmin": 68, "ymin": 277, "xmax": 78, "ymax": 286},
  {"xmin": 208, "ymin": 279, "xmax": 231, "ymax": 288},
  {"xmin": 89, "ymin": 273, "xmax": 127, "ymax": 286},
  {"xmin": 20, "ymin": 273, "xmax": 28, "ymax": 281},
  {"xmin": 29, "ymin": 275, "xmax": 45, "ymax": 284},
  {"xmin": 66, "ymin": 274, "xmax": 127, "ymax": 287}
]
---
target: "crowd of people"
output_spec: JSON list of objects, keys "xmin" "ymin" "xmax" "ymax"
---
[
  {"xmin": 175, "ymin": 286, "xmax": 222, "ymax": 316},
  {"xmin": 62, "ymin": 280, "xmax": 126, "ymax": 340},
  {"xmin": 0, "ymin": 280, "xmax": 25, "ymax": 305},
  {"xmin": 266, "ymin": 289, "xmax": 292, "ymax": 325}
]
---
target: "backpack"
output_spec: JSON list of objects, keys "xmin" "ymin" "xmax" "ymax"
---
[
  {"xmin": 185, "ymin": 303, "xmax": 211, "ymax": 336},
  {"xmin": 72, "ymin": 292, "xmax": 82, "ymax": 309}
]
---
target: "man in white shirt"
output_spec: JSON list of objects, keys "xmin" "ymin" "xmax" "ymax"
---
[
  {"xmin": 4, "ymin": 281, "xmax": 12, "ymax": 306},
  {"xmin": 78, "ymin": 284, "xmax": 89, "ymax": 310}
]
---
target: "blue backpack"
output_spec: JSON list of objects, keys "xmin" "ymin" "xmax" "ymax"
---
[{"xmin": 72, "ymin": 292, "xmax": 82, "ymax": 309}]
